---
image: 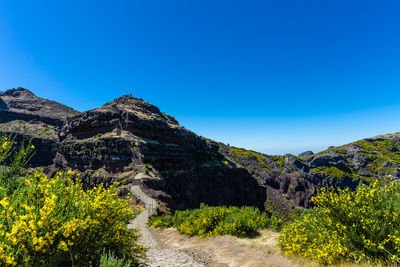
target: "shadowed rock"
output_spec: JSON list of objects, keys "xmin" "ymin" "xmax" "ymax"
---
[
  {"xmin": 1, "ymin": 87, "xmax": 399, "ymax": 215},
  {"xmin": 0, "ymin": 87, "xmax": 80, "ymax": 126},
  {"xmin": 52, "ymin": 95, "xmax": 267, "ymax": 211},
  {"xmin": 298, "ymin": 150, "xmax": 314, "ymax": 157}
]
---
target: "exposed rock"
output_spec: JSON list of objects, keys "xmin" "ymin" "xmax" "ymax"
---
[
  {"xmin": 0, "ymin": 88, "xmax": 79, "ymax": 166},
  {"xmin": 217, "ymin": 133, "xmax": 400, "ymax": 212},
  {"xmin": 52, "ymin": 95, "xmax": 267, "ymax": 211},
  {"xmin": 308, "ymin": 153, "xmax": 345, "ymax": 168},
  {"xmin": 284, "ymin": 154, "xmax": 309, "ymax": 172},
  {"xmin": 1, "ymin": 88, "xmax": 400, "ymax": 216},
  {"xmin": 298, "ymin": 151, "xmax": 314, "ymax": 157},
  {"xmin": 0, "ymin": 87, "xmax": 80, "ymax": 126}
]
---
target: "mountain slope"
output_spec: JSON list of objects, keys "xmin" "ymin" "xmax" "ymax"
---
[
  {"xmin": 0, "ymin": 87, "xmax": 79, "ymax": 126},
  {"xmin": 52, "ymin": 95, "xmax": 267, "ymax": 211},
  {"xmin": 308, "ymin": 133, "xmax": 400, "ymax": 181},
  {"xmin": 217, "ymin": 133, "xmax": 400, "ymax": 212},
  {"xmin": 0, "ymin": 88, "xmax": 80, "ymax": 166},
  {"xmin": 1, "ymin": 88, "xmax": 399, "ymax": 214}
]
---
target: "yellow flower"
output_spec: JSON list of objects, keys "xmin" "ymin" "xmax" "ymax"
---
[
  {"xmin": 0, "ymin": 198, "xmax": 9, "ymax": 208},
  {"xmin": 2, "ymin": 141, "xmax": 9, "ymax": 150},
  {"xmin": 58, "ymin": 241, "xmax": 68, "ymax": 251}
]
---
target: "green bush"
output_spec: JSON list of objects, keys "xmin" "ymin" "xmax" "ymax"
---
[
  {"xmin": 148, "ymin": 214, "xmax": 174, "ymax": 229},
  {"xmin": 100, "ymin": 250, "xmax": 132, "ymax": 267},
  {"xmin": 0, "ymin": 136, "xmax": 147, "ymax": 266},
  {"xmin": 0, "ymin": 136, "xmax": 35, "ymax": 196},
  {"xmin": 149, "ymin": 203, "xmax": 270, "ymax": 237},
  {"xmin": 278, "ymin": 181, "xmax": 400, "ymax": 265}
]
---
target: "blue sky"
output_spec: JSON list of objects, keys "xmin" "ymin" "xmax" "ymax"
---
[{"xmin": 1, "ymin": 0, "xmax": 400, "ymax": 155}]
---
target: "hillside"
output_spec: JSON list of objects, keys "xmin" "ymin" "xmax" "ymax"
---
[
  {"xmin": 0, "ymin": 87, "xmax": 80, "ymax": 126},
  {"xmin": 0, "ymin": 88, "xmax": 80, "ymax": 167},
  {"xmin": 218, "ymin": 132, "xmax": 400, "ymax": 212},
  {"xmin": 1, "ymin": 88, "xmax": 399, "ymax": 214}
]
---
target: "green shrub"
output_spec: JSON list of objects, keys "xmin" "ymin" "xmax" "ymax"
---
[
  {"xmin": 100, "ymin": 250, "xmax": 132, "ymax": 267},
  {"xmin": 269, "ymin": 215, "xmax": 285, "ymax": 232},
  {"xmin": 278, "ymin": 181, "xmax": 400, "ymax": 265},
  {"xmin": 216, "ymin": 207, "xmax": 269, "ymax": 237},
  {"xmin": 149, "ymin": 203, "xmax": 270, "ymax": 237},
  {"xmin": 229, "ymin": 148, "xmax": 272, "ymax": 169},
  {"xmin": 264, "ymin": 198, "xmax": 296, "ymax": 231},
  {"xmin": 148, "ymin": 214, "xmax": 173, "ymax": 229}
]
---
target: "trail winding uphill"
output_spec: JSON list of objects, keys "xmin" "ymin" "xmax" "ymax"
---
[{"xmin": 128, "ymin": 173, "xmax": 204, "ymax": 267}]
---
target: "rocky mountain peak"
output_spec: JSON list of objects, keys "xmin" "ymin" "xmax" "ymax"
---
[
  {"xmin": 99, "ymin": 95, "xmax": 160, "ymax": 113},
  {"xmin": 1, "ymin": 87, "xmax": 36, "ymax": 98},
  {"xmin": 113, "ymin": 94, "xmax": 141, "ymax": 103},
  {"xmin": 52, "ymin": 93, "xmax": 266, "ymax": 211},
  {"xmin": 0, "ymin": 87, "xmax": 80, "ymax": 126},
  {"xmin": 4, "ymin": 87, "xmax": 400, "ymax": 215},
  {"xmin": 92, "ymin": 95, "xmax": 179, "ymax": 125}
]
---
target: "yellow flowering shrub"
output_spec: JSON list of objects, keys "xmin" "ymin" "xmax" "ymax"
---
[
  {"xmin": 149, "ymin": 203, "xmax": 270, "ymax": 238},
  {"xmin": 278, "ymin": 181, "xmax": 400, "ymax": 265},
  {"xmin": 0, "ymin": 136, "xmax": 146, "ymax": 266}
]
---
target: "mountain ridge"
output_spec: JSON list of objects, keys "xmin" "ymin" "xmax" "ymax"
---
[
  {"xmin": 1, "ymin": 87, "xmax": 399, "ymax": 214},
  {"xmin": 0, "ymin": 87, "xmax": 80, "ymax": 126}
]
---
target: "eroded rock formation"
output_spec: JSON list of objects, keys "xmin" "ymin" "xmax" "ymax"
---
[
  {"xmin": 1, "ymin": 87, "xmax": 399, "ymax": 214},
  {"xmin": 0, "ymin": 88, "xmax": 79, "ymax": 167}
]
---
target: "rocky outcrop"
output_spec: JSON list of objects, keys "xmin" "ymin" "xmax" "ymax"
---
[
  {"xmin": 298, "ymin": 151, "xmax": 314, "ymax": 157},
  {"xmin": 218, "ymin": 133, "xmax": 400, "ymax": 212},
  {"xmin": 0, "ymin": 88, "xmax": 80, "ymax": 167},
  {"xmin": 2, "ymin": 87, "xmax": 400, "ymax": 215},
  {"xmin": 51, "ymin": 95, "xmax": 267, "ymax": 211},
  {"xmin": 0, "ymin": 87, "xmax": 79, "ymax": 126},
  {"xmin": 0, "ymin": 121, "xmax": 58, "ymax": 167},
  {"xmin": 57, "ymin": 105, "xmax": 391, "ymax": 213}
]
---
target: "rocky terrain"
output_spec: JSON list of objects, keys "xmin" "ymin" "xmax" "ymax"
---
[
  {"xmin": 1, "ymin": 87, "xmax": 400, "ymax": 215},
  {"xmin": 0, "ymin": 88, "xmax": 79, "ymax": 167},
  {"xmin": 217, "ymin": 132, "xmax": 400, "ymax": 212},
  {"xmin": 52, "ymin": 94, "xmax": 266, "ymax": 211},
  {"xmin": 0, "ymin": 87, "xmax": 79, "ymax": 126}
]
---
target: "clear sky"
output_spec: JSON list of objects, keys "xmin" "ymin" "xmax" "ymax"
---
[{"xmin": 1, "ymin": 0, "xmax": 400, "ymax": 155}]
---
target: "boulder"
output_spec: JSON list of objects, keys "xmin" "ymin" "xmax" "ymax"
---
[
  {"xmin": 308, "ymin": 153, "xmax": 345, "ymax": 168},
  {"xmin": 298, "ymin": 151, "xmax": 314, "ymax": 157}
]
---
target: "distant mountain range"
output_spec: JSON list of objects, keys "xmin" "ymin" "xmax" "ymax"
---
[{"xmin": 1, "ymin": 87, "xmax": 399, "ymax": 214}]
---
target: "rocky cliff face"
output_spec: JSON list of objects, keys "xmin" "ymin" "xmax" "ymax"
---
[
  {"xmin": 0, "ymin": 88, "xmax": 80, "ymax": 167},
  {"xmin": 218, "ymin": 144, "xmax": 363, "ymax": 213},
  {"xmin": 218, "ymin": 133, "xmax": 400, "ymax": 212},
  {"xmin": 52, "ymin": 95, "xmax": 266, "ymax": 211},
  {"xmin": 1, "ymin": 88, "xmax": 400, "ymax": 214},
  {"xmin": 0, "ymin": 87, "xmax": 79, "ymax": 126}
]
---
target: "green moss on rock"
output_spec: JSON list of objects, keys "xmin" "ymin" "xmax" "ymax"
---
[{"xmin": 229, "ymin": 147, "xmax": 272, "ymax": 170}]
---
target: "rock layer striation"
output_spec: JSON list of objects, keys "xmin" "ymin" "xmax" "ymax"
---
[{"xmin": 1, "ymin": 88, "xmax": 400, "ymax": 214}]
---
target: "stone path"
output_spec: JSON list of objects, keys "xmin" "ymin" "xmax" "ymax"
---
[{"xmin": 128, "ymin": 173, "xmax": 204, "ymax": 267}]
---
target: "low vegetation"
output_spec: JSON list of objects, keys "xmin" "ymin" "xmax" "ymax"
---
[
  {"xmin": 0, "ymin": 121, "xmax": 56, "ymax": 140},
  {"xmin": 313, "ymin": 137, "xmax": 400, "ymax": 180},
  {"xmin": 100, "ymin": 250, "xmax": 133, "ymax": 267},
  {"xmin": 228, "ymin": 147, "xmax": 285, "ymax": 169},
  {"xmin": 279, "ymin": 180, "xmax": 400, "ymax": 265},
  {"xmin": 355, "ymin": 139, "xmax": 400, "ymax": 177},
  {"xmin": 149, "ymin": 203, "xmax": 280, "ymax": 238},
  {"xmin": 0, "ymin": 136, "xmax": 146, "ymax": 266},
  {"xmin": 309, "ymin": 166, "xmax": 364, "ymax": 180}
]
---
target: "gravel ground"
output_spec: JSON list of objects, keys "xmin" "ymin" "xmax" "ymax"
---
[{"xmin": 128, "ymin": 174, "xmax": 205, "ymax": 267}]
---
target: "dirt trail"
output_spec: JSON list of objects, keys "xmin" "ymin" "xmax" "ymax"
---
[
  {"xmin": 151, "ymin": 228, "xmax": 297, "ymax": 267},
  {"xmin": 128, "ymin": 173, "xmax": 204, "ymax": 267},
  {"xmin": 128, "ymin": 173, "xmax": 296, "ymax": 267}
]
